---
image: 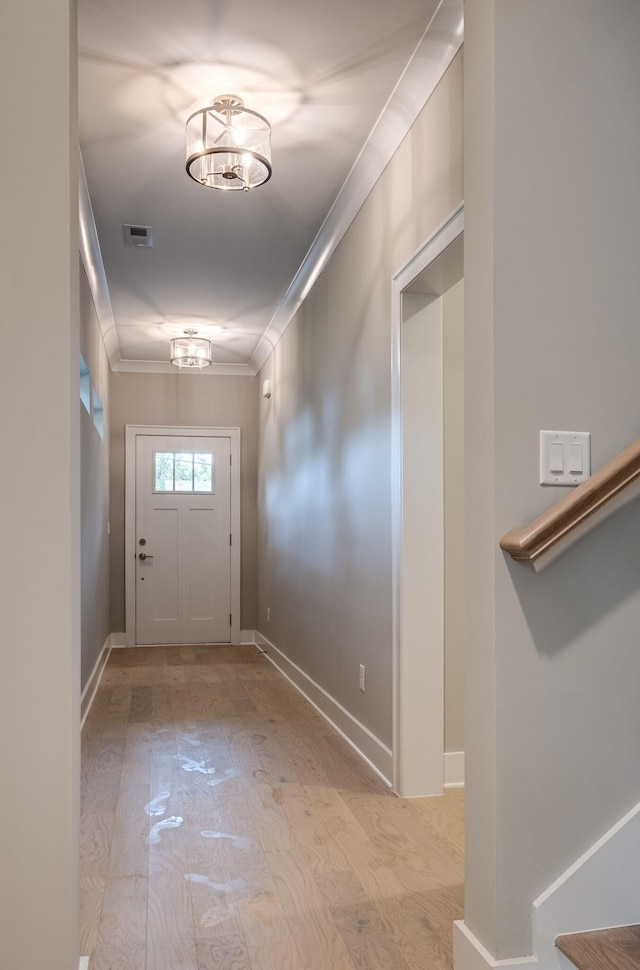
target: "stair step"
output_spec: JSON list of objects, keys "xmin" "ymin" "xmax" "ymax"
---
[{"xmin": 556, "ymin": 926, "xmax": 640, "ymax": 970}]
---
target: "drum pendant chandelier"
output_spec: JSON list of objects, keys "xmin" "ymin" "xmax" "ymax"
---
[
  {"xmin": 186, "ymin": 94, "xmax": 272, "ymax": 191},
  {"xmin": 170, "ymin": 329, "xmax": 212, "ymax": 369}
]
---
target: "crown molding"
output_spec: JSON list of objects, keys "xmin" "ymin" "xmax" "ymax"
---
[
  {"xmin": 111, "ymin": 359, "xmax": 257, "ymax": 377},
  {"xmin": 79, "ymin": 148, "xmax": 121, "ymax": 370},
  {"xmin": 249, "ymin": 0, "xmax": 464, "ymax": 374}
]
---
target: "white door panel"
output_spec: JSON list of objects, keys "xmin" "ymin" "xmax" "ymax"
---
[
  {"xmin": 152, "ymin": 508, "xmax": 179, "ymax": 620},
  {"xmin": 189, "ymin": 509, "xmax": 216, "ymax": 619},
  {"xmin": 135, "ymin": 433, "xmax": 231, "ymax": 644}
]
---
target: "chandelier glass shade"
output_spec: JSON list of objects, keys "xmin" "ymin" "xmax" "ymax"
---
[
  {"xmin": 186, "ymin": 95, "xmax": 272, "ymax": 191},
  {"xmin": 170, "ymin": 330, "xmax": 212, "ymax": 369}
]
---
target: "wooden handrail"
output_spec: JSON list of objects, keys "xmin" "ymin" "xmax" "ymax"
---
[{"xmin": 500, "ymin": 439, "xmax": 640, "ymax": 563}]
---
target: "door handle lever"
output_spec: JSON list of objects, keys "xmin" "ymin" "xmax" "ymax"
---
[{"xmin": 138, "ymin": 552, "xmax": 154, "ymax": 560}]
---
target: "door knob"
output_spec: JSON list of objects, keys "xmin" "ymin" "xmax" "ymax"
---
[{"xmin": 138, "ymin": 552, "xmax": 154, "ymax": 560}]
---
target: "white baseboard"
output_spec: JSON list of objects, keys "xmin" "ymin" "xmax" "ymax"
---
[
  {"xmin": 79, "ymin": 958, "xmax": 89, "ymax": 970},
  {"xmin": 255, "ymin": 631, "xmax": 393, "ymax": 786},
  {"xmin": 80, "ymin": 635, "xmax": 112, "ymax": 729},
  {"xmin": 240, "ymin": 629, "xmax": 256, "ymax": 644},
  {"xmin": 454, "ymin": 799, "xmax": 640, "ymax": 970},
  {"xmin": 444, "ymin": 750, "xmax": 465, "ymax": 788},
  {"xmin": 110, "ymin": 632, "xmax": 126, "ymax": 648},
  {"xmin": 454, "ymin": 921, "xmax": 537, "ymax": 970}
]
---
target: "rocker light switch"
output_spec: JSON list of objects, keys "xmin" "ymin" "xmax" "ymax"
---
[
  {"xmin": 540, "ymin": 431, "xmax": 591, "ymax": 486},
  {"xmin": 568, "ymin": 443, "xmax": 583, "ymax": 474},
  {"xmin": 549, "ymin": 442, "xmax": 564, "ymax": 473}
]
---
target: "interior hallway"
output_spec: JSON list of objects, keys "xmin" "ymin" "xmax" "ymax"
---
[{"xmin": 80, "ymin": 645, "xmax": 463, "ymax": 969}]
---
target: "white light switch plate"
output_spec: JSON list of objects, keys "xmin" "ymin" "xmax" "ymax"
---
[{"xmin": 540, "ymin": 430, "xmax": 591, "ymax": 486}]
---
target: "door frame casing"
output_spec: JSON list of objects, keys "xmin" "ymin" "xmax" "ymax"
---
[
  {"xmin": 391, "ymin": 203, "xmax": 464, "ymax": 796},
  {"xmin": 125, "ymin": 425, "xmax": 241, "ymax": 646}
]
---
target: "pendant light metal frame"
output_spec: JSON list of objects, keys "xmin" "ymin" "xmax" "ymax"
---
[
  {"xmin": 170, "ymin": 329, "xmax": 212, "ymax": 369},
  {"xmin": 186, "ymin": 94, "xmax": 272, "ymax": 191}
]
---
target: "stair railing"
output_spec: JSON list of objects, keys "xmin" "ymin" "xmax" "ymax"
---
[{"xmin": 500, "ymin": 439, "xmax": 640, "ymax": 565}]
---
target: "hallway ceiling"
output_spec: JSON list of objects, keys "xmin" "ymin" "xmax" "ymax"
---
[{"xmin": 78, "ymin": 0, "xmax": 454, "ymax": 374}]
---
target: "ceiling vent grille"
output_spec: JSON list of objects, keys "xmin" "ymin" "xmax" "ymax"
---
[{"xmin": 123, "ymin": 224, "xmax": 153, "ymax": 247}]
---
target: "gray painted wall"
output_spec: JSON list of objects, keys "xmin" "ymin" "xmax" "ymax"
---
[
  {"xmin": 464, "ymin": 0, "xmax": 640, "ymax": 959},
  {"xmin": 0, "ymin": 0, "xmax": 80, "ymax": 964},
  {"xmin": 257, "ymin": 53, "xmax": 464, "ymax": 749},
  {"xmin": 109, "ymin": 372, "xmax": 259, "ymax": 632},
  {"xmin": 80, "ymin": 261, "xmax": 111, "ymax": 689}
]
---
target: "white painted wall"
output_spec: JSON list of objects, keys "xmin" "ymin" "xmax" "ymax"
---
[
  {"xmin": 401, "ymin": 294, "xmax": 444, "ymax": 793},
  {"xmin": 257, "ymin": 53, "xmax": 463, "ymax": 756},
  {"xmin": 0, "ymin": 0, "xmax": 80, "ymax": 967},
  {"xmin": 463, "ymin": 0, "xmax": 640, "ymax": 961},
  {"xmin": 443, "ymin": 280, "xmax": 465, "ymax": 754}
]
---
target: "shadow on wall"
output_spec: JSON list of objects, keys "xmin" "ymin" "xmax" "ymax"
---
[{"xmin": 508, "ymin": 493, "xmax": 640, "ymax": 657}]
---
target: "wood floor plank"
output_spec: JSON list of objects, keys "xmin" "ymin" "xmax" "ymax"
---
[
  {"xmin": 163, "ymin": 665, "xmax": 188, "ymax": 686},
  {"xmin": 358, "ymin": 867, "xmax": 463, "ymax": 970},
  {"xmin": 82, "ymin": 643, "xmax": 464, "ymax": 970},
  {"xmin": 340, "ymin": 788, "xmax": 463, "ymax": 879},
  {"xmin": 183, "ymin": 663, "xmax": 223, "ymax": 685},
  {"xmin": 293, "ymin": 719, "xmax": 386, "ymax": 794},
  {"xmin": 146, "ymin": 935, "xmax": 199, "ymax": 970},
  {"xmin": 183, "ymin": 808, "xmax": 228, "ymax": 878},
  {"xmin": 243, "ymin": 681, "xmax": 315, "ymax": 721},
  {"xmin": 372, "ymin": 898, "xmax": 454, "ymax": 969},
  {"xmin": 108, "ymin": 782, "xmax": 150, "ymax": 878},
  {"xmin": 315, "ymin": 870, "xmax": 412, "ymax": 970},
  {"xmin": 190, "ymin": 881, "xmax": 246, "ymax": 940},
  {"xmin": 195, "ymin": 934, "xmax": 252, "ymax": 970},
  {"xmin": 80, "ymin": 875, "xmax": 105, "ymax": 958},
  {"xmin": 150, "ymin": 754, "xmax": 182, "ymax": 802},
  {"xmin": 92, "ymin": 909, "xmax": 147, "ymax": 970},
  {"xmin": 197, "ymin": 736, "xmax": 237, "ymax": 776},
  {"xmin": 203, "ymin": 777, "xmax": 281, "ymax": 905},
  {"xmin": 149, "ymin": 723, "xmax": 179, "ymax": 759},
  {"xmin": 102, "ymin": 874, "xmax": 147, "ymax": 914},
  {"xmin": 241, "ymin": 780, "xmax": 300, "ymax": 854},
  {"xmin": 264, "ymin": 846, "xmax": 357, "ymax": 970},
  {"xmin": 81, "ymin": 763, "xmax": 121, "ymax": 816},
  {"xmin": 150, "ymin": 683, "xmax": 175, "ymax": 719},
  {"xmin": 224, "ymin": 722, "xmax": 271, "ymax": 781},
  {"xmin": 211, "ymin": 774, "xmax": 256, "ymax": 837},
  {"xmin": 411, "ymin": 789, "xmax": 465, "ymax": 857},
  {"xmin": 147, "ymin": 872, "xmax": 196, "ymax": 956},
  {"xmin": 80, "ymin": 812, "xmax": 115, "ymax": 876},
  {"xmin": 277, "ymin": 783, "xmax": 379, "ymax": 873},
  {"xmin": 229, "ymin": 837, "xmax": 279, "ymax": 903},
  {"xmin": 233, "ymin": 719, "xmax": 324, "ymax": 786},
  {"xmin": 147, "ymin": 802, "xmax": 189, "ymax": 878},
  {"xmin": 106, "ymin": 683, "xmax": 134, "ymax": 714},
  {"xmin": 237, "ymin": 891, "xmax": 304, "ymax": 970},
  {"xmin": 129, "ymin": 686, "xmax": 151, "ymax": 724}
]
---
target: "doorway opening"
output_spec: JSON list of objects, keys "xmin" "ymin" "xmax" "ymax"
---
[{"xmin": 391, "ymin": 206, "xmax": 464, "ymax": 796}]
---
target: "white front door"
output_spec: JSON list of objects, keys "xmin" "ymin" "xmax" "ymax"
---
[{"xmin": 134, "ymin": 433, "xmax": 232, "ymax": 644}]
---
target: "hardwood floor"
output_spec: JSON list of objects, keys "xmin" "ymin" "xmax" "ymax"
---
[{"xmin": 81, "ymin": 645, "xmax": 464, "ymax": 970}]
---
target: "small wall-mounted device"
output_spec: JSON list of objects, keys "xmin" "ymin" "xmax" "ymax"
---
[
  {"xmin": 540, "ymin": 430, "xmax": 591, "ymax": 485},
  {"xmin": 262, "ymin": 379, "xmax": 272, "ymax": 399},
  {"xmin": 123, "ymin": 224, "xmax": 153, "ymax": 247}
]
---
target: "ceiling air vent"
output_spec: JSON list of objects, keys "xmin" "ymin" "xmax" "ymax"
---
[{"xmin": 123, "ymin": 224, "xmax": 153, "ymax": 247}]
